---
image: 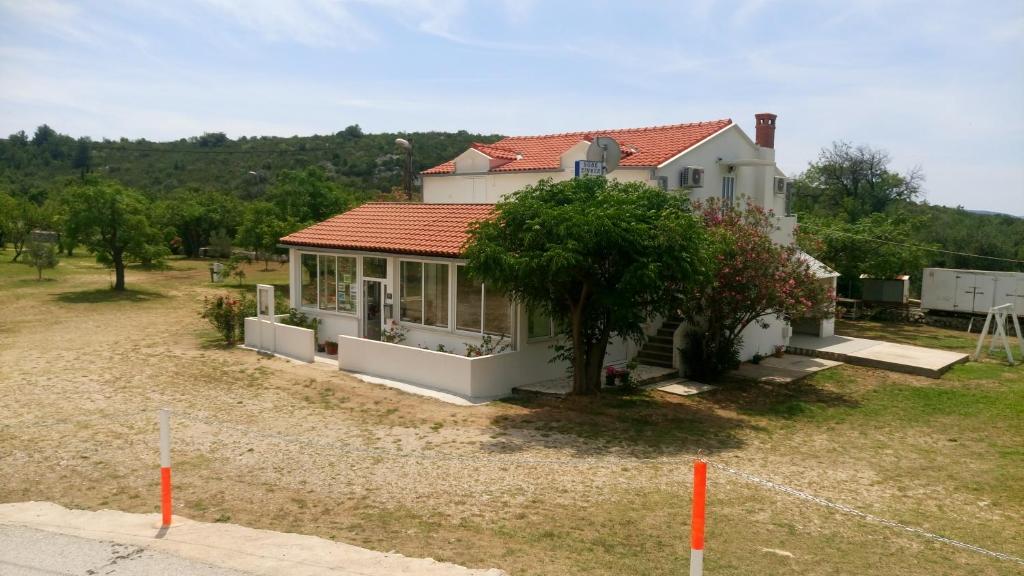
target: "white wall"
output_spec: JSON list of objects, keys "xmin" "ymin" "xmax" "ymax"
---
[
  {"xmin": 422, "ymin": 125, "xmax": 794, "ymax": 244},
  {"xmin": 338, "ymin": 336, "xmax": 475, "ymax": 397},
  {"xmin": 243, "ymin": 316, "xmax": 316, "ymax": 363}
]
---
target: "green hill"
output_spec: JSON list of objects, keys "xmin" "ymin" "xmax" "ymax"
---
[{"xmin": 0, "ymin": 124, "xmax": 502, "ymax": 202}]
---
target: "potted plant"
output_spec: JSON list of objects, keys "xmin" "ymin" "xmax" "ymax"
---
[
  {"xmin": 604, "ymin": 366, "xmax": 619, "ymax": 387},
  {"xmin": 773, "ymin": 344, "xmax": 785, "ymax": 358},
  {"xmin": 325, "ymin": 340, "xmax": 338, "ymax": 355}
]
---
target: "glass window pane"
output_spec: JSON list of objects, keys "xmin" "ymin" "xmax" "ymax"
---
[
  {"xmin": 456, "ymin": 266, "xmax": 482, "ymax": 332},
  {"xmin": 527, "ymin": 306, "xmax": 552, "ymax": 339},
  {"xmin": 318, "ymin": 255, "xmax": 336, "ymax": 311},
  {"xmin": 337, "ymin": 256, "xmax": 357, "ymax": 313},
  {"xmin": 400, "ymin": 261, "xmax": 422, "ymax": 323},
  {"xmin": 301, "ymin": 254, "xmax": 317, "ymax": 308},
  {"xmin": 363, "ymin": 256, "xmax": 387, "ymax": 279},
  {"xmin": 483, "ymin": 285, "xmax": 511, "ymax": 336},
  {"xmin": 423, "ymin": 263, "xmax": 449, "ymax": 328}
]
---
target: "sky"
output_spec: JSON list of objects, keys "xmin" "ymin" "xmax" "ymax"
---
[{"xmin": 1, "ymin": 0, "xmax": 1022, "ymax": 213}]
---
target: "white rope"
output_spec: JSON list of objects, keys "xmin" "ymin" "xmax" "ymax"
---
[
  {"xmin": 706, "ymin": 460, "xmax": 1024, "ymax": 565},
  {"xmin": 6, "ymin": 411, "xmax": 1022, "ymax": 565}
]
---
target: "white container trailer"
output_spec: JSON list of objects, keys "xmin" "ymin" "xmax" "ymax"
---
[{"xmin": 921, "ymin": 268, "xmax": 1024, "ymax": 315}]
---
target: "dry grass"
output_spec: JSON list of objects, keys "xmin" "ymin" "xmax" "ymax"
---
[{"xmin": 1, "ymin": 252, "xmax": 1021, "ymax": 575}]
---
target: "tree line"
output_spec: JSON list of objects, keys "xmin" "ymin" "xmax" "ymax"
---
[
  {"xmin": 791, "ymin": 141, "xmax": 1024, "ymax": 297},
  {"xmin": 0, "ymin": 124, "xmax": 501, "ymax": 289}
]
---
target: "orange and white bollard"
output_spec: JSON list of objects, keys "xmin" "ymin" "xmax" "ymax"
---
[
  {"xmin": 690, "ymin": 458, "xmax": 707, "ymax": 576},
  {"xmin": 159, "ymin": 408, "xmax": 172, "ymax": 528}
]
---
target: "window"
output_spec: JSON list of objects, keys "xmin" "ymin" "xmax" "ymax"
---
[
  {"xmin": 363, "ymin": 256, "xmax": 387, "ymax": 279},
  {"xmin": 303, "ymin": 253, "xmax": 357, "ymax": 314},
  {"xmin": 318, "ymin": 255, "xmax": 336, "ymax": 311},
  {"xmin": 300, "ymin": 254, "xmax": 317, "ymax": 307},
  {"xmin": 721, "ymin": 175, "xmax": 735, "ymax": 205},
  {"xmin": 400, "ymin": 261, "xmax": 449, "ymax": 328},
  {"xmin": 336, "ymin": 256, "xmax": 357, "ymax": 313},
  {"xmin": 527, "ymin": 307, "xmax": 554, "ymax": 339},
  {"xmin": 456, "ymin": 265, "xmax": 512, "ymax": 336},
  {"xmin": 456, "ymin": 266, "xmax": 482, "ymax": 332}
]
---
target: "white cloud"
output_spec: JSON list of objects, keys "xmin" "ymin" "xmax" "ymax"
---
[
  {"xmin": 0, "ymin": 0, "xmax": 148, "ymax": 48},
  {"xmin": 193, "ymin": 0, "xmax": 376, "ymax": 47}
]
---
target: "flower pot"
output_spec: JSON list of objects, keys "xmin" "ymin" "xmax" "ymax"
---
[{"xmin": 325, "ymin": 341, "xmax": 338, "ymax": 355}]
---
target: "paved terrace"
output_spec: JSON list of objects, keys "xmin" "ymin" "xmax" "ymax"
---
[{"xmin": 787, "ymin": 335, "xmax": 969, "ymax": 378}]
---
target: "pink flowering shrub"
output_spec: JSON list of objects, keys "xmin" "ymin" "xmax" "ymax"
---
[
  {"xmin": 680, "ymin": 199, "xmax": 834, "ymax": 380},
  {"xmin": 200, "ymin": 293, "xmax": 255, "ymax": 344}
]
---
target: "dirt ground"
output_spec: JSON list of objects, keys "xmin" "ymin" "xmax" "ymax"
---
[{"xmin": 1, "ymin": 254, "xmax": 1022, "ymax": 575}]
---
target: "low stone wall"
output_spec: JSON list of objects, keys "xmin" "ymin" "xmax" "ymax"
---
[
  {"xmin": 336, "ymin": 336, "xmax": 522, "ymax": 400},
  {"xmin": 243, "ymin": 316, "xmax": 316, "ymax": 363}
]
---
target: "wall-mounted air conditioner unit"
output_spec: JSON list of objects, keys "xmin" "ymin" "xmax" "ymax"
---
[
  {"xmin": 680, "ymin": 167, "xmax": 704, "ymax": 188},
  {"xmin": 774, "ymin": 176, "xmax": 787, "ymax": 194}
]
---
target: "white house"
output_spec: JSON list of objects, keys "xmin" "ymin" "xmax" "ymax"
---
[{"xmin": 271, "ymin": 114, "xmax": 834, "ymax": 400}]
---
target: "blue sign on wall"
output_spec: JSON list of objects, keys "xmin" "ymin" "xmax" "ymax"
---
[{"xmin": 574, "ymin": 160, "xmax": 605, "ymax": 178}]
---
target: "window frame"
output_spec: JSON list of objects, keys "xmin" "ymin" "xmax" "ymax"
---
[
  {"xmin": 297, "ymin": 250, "xmax": 360, "ymax": 317},
  {"xmin": 526, "ymin": 306, "xmax": 556, "ymax": 342},
  {"xmin": 454, "ymin": 264, "xmax": 513, "ymax": 338},
  {"xmin": 721, "ymin": 175, "xmax": 736, "ymax": 205},
  {"xmin": 398, "ymin": 258, "xmax": 451, "ymax": 330}
]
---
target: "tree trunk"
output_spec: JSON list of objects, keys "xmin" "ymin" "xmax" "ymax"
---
[
  {"xmin": 37, "ymin": 265, "xmax": 42, "ymax": 281},
  {"xmin": 113, "ymin": 252, "xmax": 126, "ymax": 291}
]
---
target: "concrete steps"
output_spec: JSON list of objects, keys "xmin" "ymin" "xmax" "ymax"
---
[{"xmin": 635, "ymin": 319, "xmax": 681, "ymax": 369}]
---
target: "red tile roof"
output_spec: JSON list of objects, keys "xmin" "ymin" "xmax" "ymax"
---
[
  {"xmin": 279, "ymin": 202, "xmax": 495, "ymax": 257},
  {"xmin": 423, "ymin": 119, "xmax": 733, "ymax": 175}
]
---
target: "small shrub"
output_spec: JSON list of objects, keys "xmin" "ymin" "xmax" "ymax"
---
[
  {"xmin": 207, "ymin": 229, "xmax": 232, "ymax": 258},
  {"xmin": 381, "ymin": 322, "xmax": 407, "ymax": 344},
  {"xmin": 279, "ymin": 308, "xmax": 319, "ymax": 340},
  {"xmin": 681, "ymin": 330, "xmax": 741, "ymax": 381},
  {"xmin": 200, "ymin": 293, "xmax": 253, "ymax": 344},
  {"xmin": 604, "ymin": 366, "xmax": 618, "ymax": 387},
  {"xmin": 23, "ymin": 239, "xmax": 59, "ymax": 280},
  {"xmin": 465, "ymin": 333, "xmax": 510, "ymax": 357}
]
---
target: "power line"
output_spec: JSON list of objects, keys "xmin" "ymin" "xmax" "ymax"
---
[
  {"xmin": 90, "ymin": 145, "xmax": 341, "ymax": 155},
  {"xmin": 798, "ymin": 223, "xmax": 1024, "ymax": 265}
]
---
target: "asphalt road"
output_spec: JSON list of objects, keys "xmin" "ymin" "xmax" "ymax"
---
[{"xmin": 0, "ymin": 524, "xmax": 249, "ymax": 576}]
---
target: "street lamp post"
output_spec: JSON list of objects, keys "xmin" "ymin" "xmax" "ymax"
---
[
  {"xmin": 247, "ymin": 170, "xmax": 264, "ymax": 199},
  {"xmin": 395, "ymin": 138, "xmax": 413, "ymax": 201}
]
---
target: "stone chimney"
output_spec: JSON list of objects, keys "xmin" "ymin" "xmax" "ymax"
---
[{"xmin": 754, "ymin": 113, "xmax": 777, "ymax": 149}]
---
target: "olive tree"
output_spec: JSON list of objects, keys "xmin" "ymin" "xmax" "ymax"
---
[
  {"xmin": 65, "ymin": 179, "xmax": 167, "ymax": 290},
  {"xmin": 464, "ymin": 177, "xmax": 710, "ymax": 395}
]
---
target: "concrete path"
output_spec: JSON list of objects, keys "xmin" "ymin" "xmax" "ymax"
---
[
  {"xmin": 0, "ymin": 502, "xmax": 506, "ymax": 576},
  {"xmin": 787, "ymin": 334, "xmax": 969, "ymax": 378},
  {"xmin": 516, "ymin": 364, "xmax": 677, "ymax": 395},
  {"xmin": 1, "ymin": 523, "xmax": 249, "ymax": 575},
  {"xmin": 733, "ymin": 355, "xmax": 844, "ymax": 384}
]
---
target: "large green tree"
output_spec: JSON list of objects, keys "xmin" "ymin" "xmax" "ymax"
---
[
  {"xmin": 797, "ymin": 211, "xmax": 932, "ymax": 295},
  {"xmin": 236, "ymin": 202, "xmax": 296, "ymax": 270},
  {"xmin": 65, "ymin": 179, "xmax": 166, "ymax": 290},
  {"xmin": 264, "ymin": 166, "xmax": 358, "ymax": 224},
  {"xmin": 792, "ymin": 141, "xmax": 923, "ymax": 222},
  {"xmin": 152, "ymin": 188, "xmax": 242, "ymax": 257},
  {"xmin": 464, "ymin": 177, "xmax": 710, "ymax": 395},
  {"xmin": 2, "ymin": 195, "xmax": 46, "ymax": 262}
]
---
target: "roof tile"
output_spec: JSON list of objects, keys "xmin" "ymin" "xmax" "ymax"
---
[
  {"xmin": 422, "ymin": 119, "xmax": 732, "ymax": 175},
  {"xmin": 279, "ymin": 203, "xmax": 494, "ymax": 257}
]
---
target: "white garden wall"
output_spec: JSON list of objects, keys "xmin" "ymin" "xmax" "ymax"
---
[{"xmin": 243, "ymin": 316, "xmax": 316, "ymax": 363}]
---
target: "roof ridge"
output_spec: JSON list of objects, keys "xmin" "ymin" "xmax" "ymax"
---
[{"xmin": 497, "ymin": 118, "xmax": 733, "ymax": 140}]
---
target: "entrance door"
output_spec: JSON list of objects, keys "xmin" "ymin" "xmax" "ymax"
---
[{"xmin": 363, "ymin": 280, "xmax": 383, "ymax": 340}]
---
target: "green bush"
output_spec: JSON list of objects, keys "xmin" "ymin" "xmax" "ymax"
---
[
  {"xmin": 681, "ymin": 330, "xmax": 740, "ymax": 382},
  {"xmin": 200, "ymin": 293, "xmax": 254, "ymax": 344}
]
